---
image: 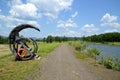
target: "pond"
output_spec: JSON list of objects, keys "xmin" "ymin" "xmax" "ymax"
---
[{"xmin": 87, "ymin": 44, "xmax": 120, "ymax": 59}]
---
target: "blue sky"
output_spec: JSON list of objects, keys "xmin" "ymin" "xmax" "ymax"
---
[{"xmin": 0, "ymin": 0, "xmax": 120, "ymax": 38}]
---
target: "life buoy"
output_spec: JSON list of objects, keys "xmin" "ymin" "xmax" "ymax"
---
[{"xmin": 18, "ymin": 48, "xmax": 27, "ymax": 58}]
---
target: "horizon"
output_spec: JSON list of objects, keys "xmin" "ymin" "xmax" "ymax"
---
[{"xmin": 0, "ymin": 0, "xmax": 120, "ymax": 38}]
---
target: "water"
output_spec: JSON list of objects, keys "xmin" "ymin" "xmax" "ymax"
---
[{"xmin": 87, "ymin": 44, "xmax": 120, "ymax": 59}]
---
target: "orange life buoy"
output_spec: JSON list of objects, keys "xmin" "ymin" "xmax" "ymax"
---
[{"xmin": 18, "ymin": 48, "xmax": 27, "ymax": 58}]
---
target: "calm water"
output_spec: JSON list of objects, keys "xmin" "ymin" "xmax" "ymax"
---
[{"xmin": 87, "ymin": 44, "xmax": 120, "ymax": 59}]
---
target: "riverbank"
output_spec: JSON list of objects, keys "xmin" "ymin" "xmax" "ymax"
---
[
  {"xmin": 88, "ymin": 41, "xmax": 120, "ymax": 46},
  {"xmin": 69, "ymin": 41, "xmax": 120, "ymax": 71}
]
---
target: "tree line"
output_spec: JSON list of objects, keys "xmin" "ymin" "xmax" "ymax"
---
[
  {"xmin": 0, "ymin": 35, "xmax": 80, "ymax": 44},
  {"xmin": 82, "ymin": 32, "xmax": 120, "ymax": 42},
  {"xmin": 43, "ymin": 35, "xmax": 80, "ymax": 43},
  {"xmin": 0, "ymin": 36, "xmax": 8, "ymax": 44}
]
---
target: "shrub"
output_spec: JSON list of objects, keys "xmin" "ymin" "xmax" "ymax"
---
[
  {"xmin": 87, "ymin": 48, "xmax": 101, "ymax": 59},
  {"xmin": 99, "ymin": 55, "xmax": 120, "ymax": 71}
]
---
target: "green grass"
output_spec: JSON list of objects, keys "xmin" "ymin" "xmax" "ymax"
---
[
  {"xmin": 74, "ymin": 51, "xmax": 88, "ymax": 59},
  {"xmin": 37, "ymin": 42, "xmax": 62, "ymax": 57},
  {"xmin": 106, "ymin": 42, "xmax": 120, "ymax": 46},
  {"xmin": 0, "ymin": 42, "xmax": 62, "ymax": 80},
  {"xmin": 69, "ymin": 41, "xmax": 88, "ymax": 59}
]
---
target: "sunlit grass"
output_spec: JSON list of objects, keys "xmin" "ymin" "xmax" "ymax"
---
[
  {"xmin": 106, "ymin": 42, "xmax": 120, "ymax": 46},
  {"xmin": 74, "ymin": 51, "xmax": 88, "ymax": 59},
  {"xmin": 37, "ymin": 42, "xmax": 62, "ymax": 57},
  {"xmin": 0, "ymin": 42, "xmax": 62, "ymax": 80}
]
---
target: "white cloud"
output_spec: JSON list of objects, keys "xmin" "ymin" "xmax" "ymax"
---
[
  {"xmin": 101, "ymin": 13, "xmax": 117, "ymax": 23},
  {"xmin": 101, "ymin": 22, "xmax": 120, "ymax": 28},
  {"xmin": 27, "ymin": 21, "xmax": 40, "ymax": 27},
  {"xmin": 0, "ymin": 13, "xmax": 40, "ymax": 28},
  {"xmin": 0, "ymin": 9, "xmax": 1, "ymax": 13},
  {"xmin": 105, "ymin": 29, "xmax": 118, "ymax": 33},
  {"xmin": 81, "ymin": 24, "xmax": 99, "ymax": 33},
  {"xmin": 9, "ymin": 0, "xmax": 22, "ymax": 5},
  {"xmin": 9, "ymin": 3, "xmax": 38, "ymax": 19},
  {"xmin": 28, "ymin": 0, "xmax": 73, "ymax": 19},
  {"xmin": 57, "ymin": 18, "xmax": 77, "ymax": 29},
  {"xmin": 101, "ymin": 13, "xmax": 120, "ymax": 28},
  {"xmin": 8, "ymin": 0, "xmax": 73, "ymax": 19},
  {"xmin": 71, "ymin": 11, "xmax": 78, "ymax": 18}
]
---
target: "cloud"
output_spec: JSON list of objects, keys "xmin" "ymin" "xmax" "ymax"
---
[
  {"xmin": 101, "ymin": 13, "xmax": 120, "ymax": 28},
  {"xmin": 101, "ymin": 13, "xmax": 117, "ymax": 23},
  {"xmin": 0, "ymin": 9, "xmax": 1, "ymax": 13},
  {"xmin": 71, "ymin": 11, "xmax": 78, "ymax": 18},
  {"xmin": 8, "ymin": 0, "xmax": 73, "ymax": 19},
  {"xmin": 81, "ymin": 24, "xmax": 99, "ymax": 34},
  {"xmin": 9, "ymin": 3, "xmax": 38, "ymax": 19},
  {"xmin": 8, "ymin": 0, "xmax": 22, "ymax": 5},
  {"xmin": 101, "ymin": 22, "xmax": 120, "ymax": 28},
  {"xmin": 57, "ymin": 18, "xmax": 77, "ymax": 30},
  {"xmin": 105, "ymin": 29, "xmax": 118, "ymax": 33},
  {"xmin": 27, "ymin": 0, "xmax": 73, "ymax": 19},
  {"xmin": 0, "ymin": 13, "xmax": 40, "ymax": 28},
  {"xmin": 27, "ymin": 21, "xmax": 40, "ymax": 27}
]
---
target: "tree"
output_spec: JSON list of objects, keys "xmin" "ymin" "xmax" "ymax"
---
[
  {"xmin": 46, "ymin": 35, "xmax": 53, "ymax": 43},
  {"xmin": 43, "ymin": 37, "xmax": 46, "ymax": 42}
]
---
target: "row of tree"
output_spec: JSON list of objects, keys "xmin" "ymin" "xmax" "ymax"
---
[
  {"xmin": 82, "ymin": 32, "xmax": 120, "ymax": 42},
  {"xmin": 0, "ymin": 36, "xmax": 8, "ymax": 44},
  {"xmin": 43, "ymin": 35, "xmax": 80, "ymax": 43}
]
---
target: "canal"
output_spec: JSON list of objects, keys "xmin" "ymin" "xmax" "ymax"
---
[{"xmin": 87, "ymin": 44, "xmax": 120, "ymax": 59}]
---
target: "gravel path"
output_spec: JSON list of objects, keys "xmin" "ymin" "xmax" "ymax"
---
[{"xmin": 32, "ymin": 44, "xmax": 120, "ymax": 80}]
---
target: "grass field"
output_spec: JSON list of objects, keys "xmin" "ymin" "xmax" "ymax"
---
[{"xmin": 0, "ymin": 42, "xmax": 61, "ymax": 80}]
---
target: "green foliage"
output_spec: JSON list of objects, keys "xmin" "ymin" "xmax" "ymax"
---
[
  {"xmin": 83, "ymin": 32, "xmax": 120, "ymax": 42},
  {"xmin": 99, "ymin": 55, "xmax": 120, "ymax": 71},
  {"xmin": 69, "ymin": 41, "xmax": 88, "ymax": 59},
  {"xmin": 87, "ymin": 48, "xmax": 101, "ymax": 59},
  {"xmin": 43, "ymin": 35, "xmax": 81, "ymax": 43},
  {"xmin": 46, "ymin": 35, "xmax": 53, "ymax": 43},
  {"xmin": 0, "ymin": 36, "xmax": 8, "ymax": 44},
  {"xmin": 71, "ymin": 41, "xmax": 87, "ymax": 51},
  {"xmin": 75, "ymin": 51, "xmax": 88, "ymax": 59},
  {"xmin": 37, "ymin": 42, "xmax": 61, "ymax": 57}
]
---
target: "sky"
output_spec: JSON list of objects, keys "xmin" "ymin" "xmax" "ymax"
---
[{"xmin": 0, "ymin": 0, "xmax": 120, "ymax": 38}]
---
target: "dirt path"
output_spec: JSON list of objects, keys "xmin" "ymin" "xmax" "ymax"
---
[{"xmin": 31, "ymin": 44, "xmax": 120, "ymax": 80}]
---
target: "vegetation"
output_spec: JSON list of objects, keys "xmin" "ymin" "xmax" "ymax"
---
[
  {"xmin": 99, "ymin": 54, "xmax": 120, "ymax": 71},
  {"xmin": 0, "ymin": 36, "xmax": 8, "ymax": 44},
  {"xmin": 87, "ymin": 48, "xmax": 101, "ymax": 60},
  {"xmin": 82, "ymin": 32, "xmax": 120, "ymax": 42},
  {"xmin": 69, "ymin": 41, "xmax": 88, "ymax": 59},
  {"xmin": 69, "ymin": 41, "xmax": 87, "ymax": 51},
  {"xmin": 69, "ymin": 41, "xmax": 120, "ymax": 71},
  {"xmin": 37, "ymin": 42, "xmax": 62, "ymax": 57},
  {"xmin": 0, "ymin": 42, "xmax": 61, "ymax": 80},
  {"xmin": 43, "ymin": 35, "xmax": 80, "ymax": 43}
]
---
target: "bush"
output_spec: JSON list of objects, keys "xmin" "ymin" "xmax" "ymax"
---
[
  {"xmin": 72, "ymin": 41, "xmax": 87, "ymax": 51},
  {"xmin": 87, "ymin": 48, "xmax": 101, "ymax": 59},
  {"xmin": 99, "ymin": 55, "xmax": 120, "ymax": 71}
]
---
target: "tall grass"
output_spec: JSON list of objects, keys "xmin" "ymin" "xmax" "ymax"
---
[
  {"xmin": 69, "ymin": 41, "xmax": 120, "ymax": 71},
  {"xmin": 69, "ymin": 41, "xmax": 88, "ymax": 59},
  {"xmin": 0, "ymin": 42, "xmax": 61, "ymax": 80},
  {"xmin": 69, "ymin": 41, "xmax": 87, "ymax": 51},
  {"xmin": 99, "ymin": 54, "xmax": 120, "ymax": 71}
]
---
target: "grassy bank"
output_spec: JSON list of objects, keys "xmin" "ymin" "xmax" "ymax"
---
[
  {"xmin": 0, "ymin": 42, "xmax": 61, "ymax": 80},
  {"xmin": 69, "ymin": 41, "xmax": 120, "ymax": 71},
  {"xmin": 105, "ymin": 42, "xmax": 120, "ymax": 46}
]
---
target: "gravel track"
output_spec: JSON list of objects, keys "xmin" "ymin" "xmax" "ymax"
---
[{"xmin": 32, "ymin": 44, "xmax": 120, "ymax": 80}]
